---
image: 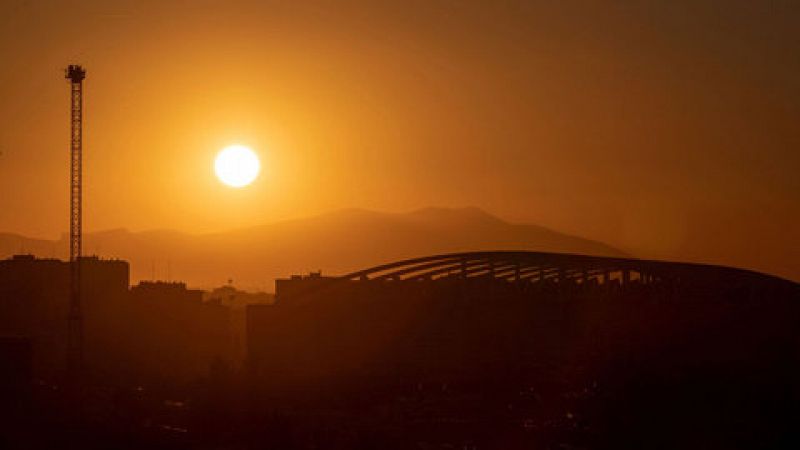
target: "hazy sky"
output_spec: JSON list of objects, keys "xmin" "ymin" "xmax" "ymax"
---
[{"xmin": 0, "ymin": 1, "xmax": 797, "ymax": 280}]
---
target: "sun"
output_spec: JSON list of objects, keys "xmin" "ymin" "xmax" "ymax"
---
[{"xmin": 214, "ymin": 145, "xmax": 260, "ymax": 188}]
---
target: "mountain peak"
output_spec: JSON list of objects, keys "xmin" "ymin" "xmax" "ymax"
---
[
  {"xmin": 404, "ymin": 206, "xmax": 508, "ymax": 226},
  {"xmin": 0, "ymin": 207, "xmax": 624, "ymax": 289}
]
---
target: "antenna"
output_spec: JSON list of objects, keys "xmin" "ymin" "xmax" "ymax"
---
[{"xmin": 65, "ymin": 64, "xmax": 86, "ymax": 378}]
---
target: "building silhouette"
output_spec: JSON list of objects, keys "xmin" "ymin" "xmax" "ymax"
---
[
  {"xmin": 0, "ymin": 255, "xmax": 128, "ymax": 379},
  {"xmin": 0, "ymin": 255, "xmax": 233, "ymax": 385},
  {"xmin": 245, "ymin": 252, "xmax": 800, "ymax": 448},
  {"xmin": 0, "ymin": 251, "xmax": 798, "ymax": 448}
]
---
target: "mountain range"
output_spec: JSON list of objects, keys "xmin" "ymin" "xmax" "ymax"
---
[{"xmin": 0, "ymin": 207, "xmax": 624, "ymax": 291}]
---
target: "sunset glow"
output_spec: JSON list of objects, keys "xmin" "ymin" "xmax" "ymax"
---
[{"xmin": 0, "ymin": 2, "xmax": 797, "ymax": 446}]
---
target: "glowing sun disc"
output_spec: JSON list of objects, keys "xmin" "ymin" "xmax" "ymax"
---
[{"xmin": 214, "ymin": 145, "xmax": 260, "ymax": 188}]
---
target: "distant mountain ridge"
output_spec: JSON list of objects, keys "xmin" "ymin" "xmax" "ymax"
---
[{"xmin": 0, "ymin": 207, "xmax": 625, "ymax": 290}]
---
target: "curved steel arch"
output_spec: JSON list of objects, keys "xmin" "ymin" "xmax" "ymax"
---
[
  {"xmin": 340, "ymin": 251, "xmax": 638, "ymax": 283},
  {"xmin": 275, "ymin": 251, "xmax": 797, "ymax": 304}
]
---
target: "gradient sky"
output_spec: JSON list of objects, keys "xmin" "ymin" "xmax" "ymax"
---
[{"xmin": 0, "ymin": 1, "xmax": 797, "ymax": 280}]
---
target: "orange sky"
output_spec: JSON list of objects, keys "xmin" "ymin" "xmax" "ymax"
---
[{"xmin": 0, "ymin": 1, "xmax": 797, "ymax": 280}]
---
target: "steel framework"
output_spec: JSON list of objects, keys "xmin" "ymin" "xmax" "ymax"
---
[
  {"xmin": 275, "ymin": 250, "xmax": 797, "ymax": 307},
  {"xmin": 66, "ymin": 64, "xmax": 85, "ymax": 376},
  {"xmin": 316, "ymin": 250, "xmax": 790, "ymax": 295}
]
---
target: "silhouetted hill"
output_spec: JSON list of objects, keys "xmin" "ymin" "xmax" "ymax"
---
[
  {"xmin": 0, "ymin": 232, "xmax": 60, "ymax": 256},
  {"xmin": 0, "ymin": 208, "xmax": 624, "ymax": 290}
]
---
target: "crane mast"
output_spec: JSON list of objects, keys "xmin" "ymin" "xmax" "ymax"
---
[{"xmin": 66, "ymin": 65, "xmax": 85, "ymax": 376}]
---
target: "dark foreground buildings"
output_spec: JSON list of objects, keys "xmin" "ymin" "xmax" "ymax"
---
[
  {"xmin": 0, "ymin": 255, "xmax": 233, "ymax": 385},
  {"xmin": 246, "ymin": 252, "xmax": 800, "ymax": 449},
  {"xmin": 0, "ymin": 251, "xmax": 798, "ymax": 449},
  {"xmin": 0, "ymin": 255, "xmax": 129, "ymax": 379}
]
